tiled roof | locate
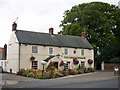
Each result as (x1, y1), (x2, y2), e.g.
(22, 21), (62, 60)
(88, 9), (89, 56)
(15, 30), (93, 49)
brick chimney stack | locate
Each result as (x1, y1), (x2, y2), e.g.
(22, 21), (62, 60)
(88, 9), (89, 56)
(12, 22), (17, 31)
(49, 28), (54, 35)
(81, 32), (86, 38)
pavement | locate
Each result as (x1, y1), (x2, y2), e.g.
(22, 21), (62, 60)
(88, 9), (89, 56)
(1, 71), (119, 88)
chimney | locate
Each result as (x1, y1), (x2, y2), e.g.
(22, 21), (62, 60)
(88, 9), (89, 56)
(81, 32), (86, 38)
(12, 22), (17, 31)
(4, 44), (7, 60)
(49, 28), (54, 35)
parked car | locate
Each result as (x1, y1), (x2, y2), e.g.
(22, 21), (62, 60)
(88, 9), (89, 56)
(0, 66), (3, 73)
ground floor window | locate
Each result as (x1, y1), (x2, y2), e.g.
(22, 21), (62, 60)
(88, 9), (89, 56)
(64, 62), (70, 70)
(81, 61), (85, 68)
(32, 61), (38, 69)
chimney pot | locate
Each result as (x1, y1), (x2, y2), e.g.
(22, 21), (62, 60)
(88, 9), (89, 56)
(12, 22), (17, 31)
(81, 32), (86, 38)
(49, 28), (54, 35)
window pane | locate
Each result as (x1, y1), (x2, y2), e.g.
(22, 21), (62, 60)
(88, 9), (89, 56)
(32, 61), (38, 69)
(64, 49), (68, 55)
(32, 46), (38, 53)
(49, 48), (53, 54)
(81, 61), (85, 68)
(73, 50), (76, 54)
(81, 50), (84, 56)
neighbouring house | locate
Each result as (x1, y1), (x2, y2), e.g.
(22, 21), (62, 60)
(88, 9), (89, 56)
(6, 22), (94, 73)
(0, 45), (7, 71)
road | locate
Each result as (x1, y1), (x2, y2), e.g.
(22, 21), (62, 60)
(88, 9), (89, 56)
(1, 71), (119, 88)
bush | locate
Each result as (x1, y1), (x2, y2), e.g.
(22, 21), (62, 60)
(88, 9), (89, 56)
(16, 72), (19, 75)
(78, 64), (81, 70)
(22, 71), (29, 77)
(55, 72), (64, 77)
(78, 69), (84, 74)
(27, 72), (34, 78)
(88, 68), (95, 72)
(69, 69), (75, 75)
(73, 69), (79, 75)
(34, 73), (42, 79)
(43, 72), (50, 79)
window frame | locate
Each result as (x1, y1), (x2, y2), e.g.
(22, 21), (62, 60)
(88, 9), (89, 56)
(32, 46), (38, 53)
(32, 61), (38, 69)
(81, 49), (84, 56)
(64, 49), (68, 55)
(49, 48), (53, 54)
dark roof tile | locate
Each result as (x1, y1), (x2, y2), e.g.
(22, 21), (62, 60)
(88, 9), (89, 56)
(15, 30), (93, 49)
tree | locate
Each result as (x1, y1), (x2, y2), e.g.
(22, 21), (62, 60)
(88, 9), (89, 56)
(59, 2), (120, 63)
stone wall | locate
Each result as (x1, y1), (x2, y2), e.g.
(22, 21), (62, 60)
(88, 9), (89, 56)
(104, 63), (120, 71)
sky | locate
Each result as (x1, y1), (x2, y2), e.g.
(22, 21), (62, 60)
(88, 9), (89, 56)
(0, 0), (119, 47)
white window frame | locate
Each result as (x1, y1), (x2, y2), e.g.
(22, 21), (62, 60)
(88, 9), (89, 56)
(32, 61), (38, 69)
(81, 49), (84, 56)
(81, 61), (85, 68)
(32, 46), (38, 53)
(64, 49), (68, 55)
(49, 48), (53, 54)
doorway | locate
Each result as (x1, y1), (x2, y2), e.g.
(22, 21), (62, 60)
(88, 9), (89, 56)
(53, 62), (58, 69)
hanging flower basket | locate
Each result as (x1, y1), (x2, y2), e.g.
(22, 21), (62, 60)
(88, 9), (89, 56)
(73, 58), (79, 65)
(30, 56), (35, 61)
(60, 60), (65, 66)
(48, 61), (54, 67)
(88, 59), (93, 64)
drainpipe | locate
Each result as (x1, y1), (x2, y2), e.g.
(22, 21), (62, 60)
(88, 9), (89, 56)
(18, 43), (21, 72)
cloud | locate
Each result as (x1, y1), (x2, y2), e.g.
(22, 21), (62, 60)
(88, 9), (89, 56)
(0, 0), (119, 46)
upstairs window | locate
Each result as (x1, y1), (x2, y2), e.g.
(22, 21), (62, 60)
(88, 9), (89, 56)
(73, 50), (77, 54)
(32, 46), (38, 53)
(81, 50), (84, 56)
(49, 48), (53, 54)
(64, 49), (68, 55)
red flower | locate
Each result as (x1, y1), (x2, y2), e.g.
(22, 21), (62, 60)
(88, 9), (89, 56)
(73, 58), (79, 64)
(88, 59), (93, 64)
(60, 60), (65, 66)
(48, 61), (54, 67)
(30, 56), (35, 61)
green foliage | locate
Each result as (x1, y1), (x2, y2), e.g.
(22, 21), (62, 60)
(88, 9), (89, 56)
(34, 73), (42, 79)
(46, 66), (55, 71)
(88, 68), (95, 72)
(59, 2), (120, 63)
(27, 72), (34, 78)
(16, 72), (19, 75)
(43, 72), (50, 79)
(78, 69), (84, 74)
(22, 71), (29, 77)
(73, 69), (79, 75)
(55, 72), (64, 77)
(78, 64), (81, 70)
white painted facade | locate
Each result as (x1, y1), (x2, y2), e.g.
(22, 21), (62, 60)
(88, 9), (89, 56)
(0, 60), (7, 71)
(6, 31), (94, 73)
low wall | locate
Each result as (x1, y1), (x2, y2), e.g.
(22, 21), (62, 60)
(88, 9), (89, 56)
(104, 63), (120, 71)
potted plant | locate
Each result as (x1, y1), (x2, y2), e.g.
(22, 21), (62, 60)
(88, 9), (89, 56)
(30, 56), (35, 61)
(60, 60), (65, 66)
(73, 58), (79, 65)
(88, 59), (93, 64)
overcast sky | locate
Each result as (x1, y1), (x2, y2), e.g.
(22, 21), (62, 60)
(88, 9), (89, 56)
(0, 0), (119, 47)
